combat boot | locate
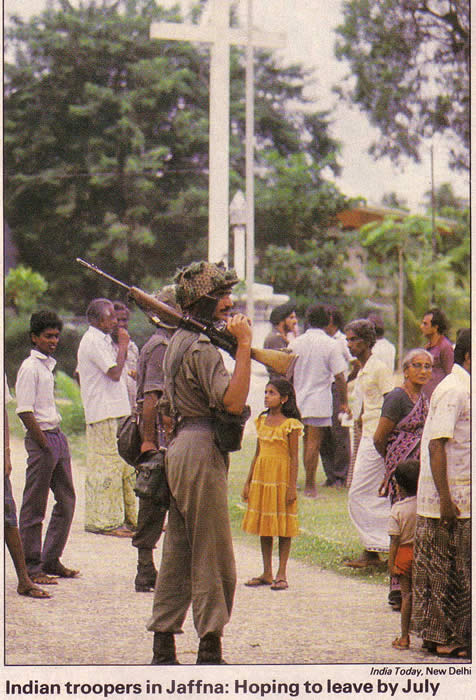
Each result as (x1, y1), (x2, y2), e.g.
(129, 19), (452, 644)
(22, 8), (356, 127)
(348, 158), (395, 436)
(196, 633), (227, 664)
(151, 632), (179, 665)
(134, 562), (157, 592)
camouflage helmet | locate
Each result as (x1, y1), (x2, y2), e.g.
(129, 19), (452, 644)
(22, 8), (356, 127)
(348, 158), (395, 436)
(174, 261), (239, 309)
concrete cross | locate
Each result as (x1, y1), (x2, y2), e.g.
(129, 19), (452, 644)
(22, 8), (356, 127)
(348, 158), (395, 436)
(151, 0), (285, 264)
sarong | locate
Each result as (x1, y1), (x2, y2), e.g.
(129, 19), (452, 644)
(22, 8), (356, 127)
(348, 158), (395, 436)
(85, 418), (137, 532)
(411, 516), (470, 647)
(348, 436), (390, 552)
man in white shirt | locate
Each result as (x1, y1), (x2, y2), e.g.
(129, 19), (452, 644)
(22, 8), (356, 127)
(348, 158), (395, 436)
(411, 329), (470, 658)
(344, 319), (394, 568)
(16, 311), (78, 583)
(367, 313), (396, 372)
(77, 298), (137, 537)
(289, 304), (349, 498)
(320, 306), (353, 486)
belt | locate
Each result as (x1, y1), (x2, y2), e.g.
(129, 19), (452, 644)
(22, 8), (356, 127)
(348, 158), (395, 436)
(176, 416), (214, 432)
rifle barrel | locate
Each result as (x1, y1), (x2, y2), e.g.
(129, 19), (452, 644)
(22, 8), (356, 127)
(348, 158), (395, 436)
(76, 258), (130, 290)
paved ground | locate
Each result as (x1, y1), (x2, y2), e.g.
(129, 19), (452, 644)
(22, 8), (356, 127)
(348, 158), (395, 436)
(5, 429), (468, 669)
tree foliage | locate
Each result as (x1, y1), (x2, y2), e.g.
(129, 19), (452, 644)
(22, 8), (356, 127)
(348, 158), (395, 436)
(5, 265), (48, 313)
(259, 230), (358, 319)
(335, 0), (469, 170)
(359, 213), (469, 348)
(4, 0), (348, 309)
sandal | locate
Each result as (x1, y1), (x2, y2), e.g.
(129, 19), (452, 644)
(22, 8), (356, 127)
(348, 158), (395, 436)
(244, 577), (272, 587)
(43, 561), (80, 578)
(270, 579), (288, 590)
(392, 637), (410, 650)
(30, 574), (58, 585)
(436, 645), (468, 658)
(18, 585), (51, 599)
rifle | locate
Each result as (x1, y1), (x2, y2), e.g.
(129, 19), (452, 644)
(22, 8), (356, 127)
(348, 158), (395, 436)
(76, 258), (297, 377)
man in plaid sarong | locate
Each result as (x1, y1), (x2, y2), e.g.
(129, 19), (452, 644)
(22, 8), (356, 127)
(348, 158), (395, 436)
(412, 329), (470, 658)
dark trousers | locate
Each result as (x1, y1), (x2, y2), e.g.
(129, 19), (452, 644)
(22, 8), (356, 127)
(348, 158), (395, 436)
(320, 382), (351, 484)
(132, 496), (167, 551)
(19, 429), (75, 576)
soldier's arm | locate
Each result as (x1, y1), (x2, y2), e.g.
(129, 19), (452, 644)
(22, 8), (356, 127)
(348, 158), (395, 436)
(222, 314), (252, 415)
(141, 391), (160, 453)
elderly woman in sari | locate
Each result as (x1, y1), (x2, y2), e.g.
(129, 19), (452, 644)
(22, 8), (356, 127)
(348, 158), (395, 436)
(374, 348), (432, 609)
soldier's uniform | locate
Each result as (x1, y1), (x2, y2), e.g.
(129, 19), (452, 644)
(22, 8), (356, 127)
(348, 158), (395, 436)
(147, 262), (243, 665)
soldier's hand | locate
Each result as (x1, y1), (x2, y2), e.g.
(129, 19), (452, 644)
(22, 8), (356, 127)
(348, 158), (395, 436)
(227, 313), (252, 345)
(141, 441), (157, 454)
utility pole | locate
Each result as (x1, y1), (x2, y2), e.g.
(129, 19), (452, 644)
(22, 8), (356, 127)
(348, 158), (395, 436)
(245, 0), (255, 322)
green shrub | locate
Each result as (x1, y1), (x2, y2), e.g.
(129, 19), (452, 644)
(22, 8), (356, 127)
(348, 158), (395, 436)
(55, 371), (85, 434)
(3, 311), (31, 388)
(5, 265), (48, 313)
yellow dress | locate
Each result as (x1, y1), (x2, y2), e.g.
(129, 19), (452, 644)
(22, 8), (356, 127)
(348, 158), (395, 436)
(242, 415), (303, 537)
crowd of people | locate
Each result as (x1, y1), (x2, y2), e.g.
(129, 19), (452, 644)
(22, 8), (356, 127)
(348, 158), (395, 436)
(4, 260), (470, 664)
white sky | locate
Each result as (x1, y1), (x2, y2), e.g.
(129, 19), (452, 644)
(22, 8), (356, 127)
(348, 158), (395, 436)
(4, 0), (470, 212)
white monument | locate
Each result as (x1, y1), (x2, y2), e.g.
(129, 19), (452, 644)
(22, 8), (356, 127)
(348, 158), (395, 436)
(151, 0), (285, 265)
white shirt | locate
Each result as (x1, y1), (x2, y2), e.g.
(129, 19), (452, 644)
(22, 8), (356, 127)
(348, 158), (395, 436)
(417, 363), (470, 518)
(15, 349), (61, 430)
(388, 496), (417, 545)
(372, 337), (396, 372)
(332, 329), (352, 378)
(355, 353), (394, 437)
(289, 328), (347, 418)
(77, 326), (130, 424)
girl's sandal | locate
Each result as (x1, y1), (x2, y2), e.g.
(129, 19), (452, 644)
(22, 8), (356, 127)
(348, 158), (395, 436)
(270, 579), (289, 590)
(244, 577), (272, 587)
(392, 637), (410, 650)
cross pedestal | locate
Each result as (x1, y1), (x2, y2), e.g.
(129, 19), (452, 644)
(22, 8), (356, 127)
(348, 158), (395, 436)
(151, 0), (285, 265)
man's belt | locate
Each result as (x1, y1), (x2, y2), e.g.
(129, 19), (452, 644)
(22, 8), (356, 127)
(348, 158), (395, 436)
(176, 416), (214, 432)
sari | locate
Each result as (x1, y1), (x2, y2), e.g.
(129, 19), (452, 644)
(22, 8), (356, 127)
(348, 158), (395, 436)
(382, 392), (429, 505)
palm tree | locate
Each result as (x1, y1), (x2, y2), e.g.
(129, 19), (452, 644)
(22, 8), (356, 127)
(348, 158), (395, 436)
(359, 214), (462, 362)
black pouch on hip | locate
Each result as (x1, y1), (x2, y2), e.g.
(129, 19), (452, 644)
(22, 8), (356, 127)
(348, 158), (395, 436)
(134, 449), (170, 509)
(213, 405), (251, 452)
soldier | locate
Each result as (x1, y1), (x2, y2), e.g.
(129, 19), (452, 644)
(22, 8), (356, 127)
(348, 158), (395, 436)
(148, 261), (252, 665)
(132, 286), (179, 592)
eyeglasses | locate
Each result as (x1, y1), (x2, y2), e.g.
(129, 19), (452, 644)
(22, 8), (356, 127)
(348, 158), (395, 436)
(410, 362), (432, 370)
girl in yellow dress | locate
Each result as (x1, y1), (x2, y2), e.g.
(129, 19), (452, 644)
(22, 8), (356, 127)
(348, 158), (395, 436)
(242, 377), (303, 590)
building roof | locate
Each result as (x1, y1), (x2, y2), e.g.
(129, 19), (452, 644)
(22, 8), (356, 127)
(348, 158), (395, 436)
(336, 205), (456, 235)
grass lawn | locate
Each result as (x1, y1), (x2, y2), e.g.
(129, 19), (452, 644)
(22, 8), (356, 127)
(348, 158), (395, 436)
(229, 434), (388, 586)
(7, 403), (388, 586)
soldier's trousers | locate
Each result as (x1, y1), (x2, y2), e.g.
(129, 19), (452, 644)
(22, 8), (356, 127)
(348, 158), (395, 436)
(148, 423), (236, 639)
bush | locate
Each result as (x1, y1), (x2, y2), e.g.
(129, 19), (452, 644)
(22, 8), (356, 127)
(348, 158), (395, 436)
(4, 311), (32, 388)
(55, 371), (85, 434)
(5, 265), (48, 313)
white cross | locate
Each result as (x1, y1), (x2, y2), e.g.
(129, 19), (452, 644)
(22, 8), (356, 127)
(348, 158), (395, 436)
(151, 0), (285, 265)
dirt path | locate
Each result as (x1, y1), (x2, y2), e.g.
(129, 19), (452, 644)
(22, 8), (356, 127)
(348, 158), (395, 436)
(5, 434), (465, 668)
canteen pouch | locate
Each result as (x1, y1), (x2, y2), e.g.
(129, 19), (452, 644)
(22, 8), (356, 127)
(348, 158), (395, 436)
(213, 405), (251, 452)
(117, 414), (141, 466)
(134, 449), (170, 509)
